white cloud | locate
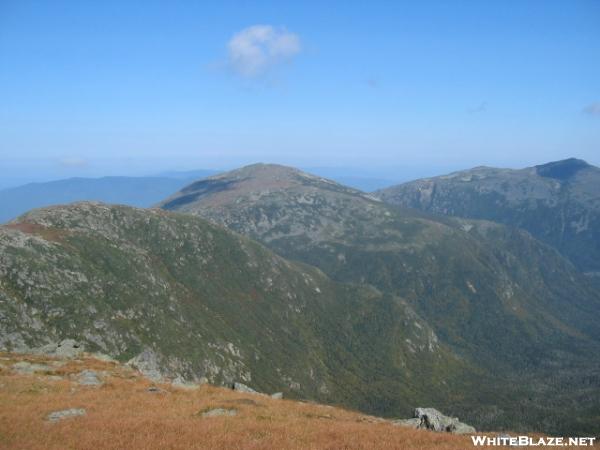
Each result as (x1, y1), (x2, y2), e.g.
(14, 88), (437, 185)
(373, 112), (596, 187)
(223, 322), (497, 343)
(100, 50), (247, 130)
(227, 25), (301, 77)
(582, 102), (600, 116)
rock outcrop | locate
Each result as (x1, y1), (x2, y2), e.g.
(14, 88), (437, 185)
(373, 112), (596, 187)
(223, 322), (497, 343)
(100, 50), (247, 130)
(394, 408), (475, 434)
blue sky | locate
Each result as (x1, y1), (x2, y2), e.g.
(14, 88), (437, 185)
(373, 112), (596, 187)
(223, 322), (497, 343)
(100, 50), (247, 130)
(0, 0), (599, 186)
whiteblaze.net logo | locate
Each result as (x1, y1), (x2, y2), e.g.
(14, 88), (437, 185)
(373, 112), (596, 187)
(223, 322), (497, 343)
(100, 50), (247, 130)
(471, 436), (597, 447)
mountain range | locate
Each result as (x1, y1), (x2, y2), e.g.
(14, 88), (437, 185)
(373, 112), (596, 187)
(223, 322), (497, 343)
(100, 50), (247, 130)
(1, 158), (599, 436)
(0, 174), (216, 224)
(0, 169), (397, 224)
(376, 158), (600, 275)
(159, 162), (600, 434)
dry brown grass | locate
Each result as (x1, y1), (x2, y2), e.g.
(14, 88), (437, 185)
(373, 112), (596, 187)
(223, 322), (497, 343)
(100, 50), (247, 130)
(0, 353), (595, 450)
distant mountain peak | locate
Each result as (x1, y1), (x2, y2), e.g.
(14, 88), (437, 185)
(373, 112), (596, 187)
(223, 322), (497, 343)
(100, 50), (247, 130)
(212, 162), (303, 181)
(212, 163), (346, 187)
(534, 158), (590, 180)
(159, 163), (368, 211)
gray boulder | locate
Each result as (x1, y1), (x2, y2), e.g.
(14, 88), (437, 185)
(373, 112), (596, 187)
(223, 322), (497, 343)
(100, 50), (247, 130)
(394, 407), (475, 434)
(201, 408), (237, 417)
(413, 407), (475, 434)
(47, 408), (86, 422)
(271, 392), (283, 399)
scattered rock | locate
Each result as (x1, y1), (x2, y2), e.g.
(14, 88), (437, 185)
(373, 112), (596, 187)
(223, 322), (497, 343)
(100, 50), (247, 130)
(394, 408), (475, 434)
(47, 408), (86, 422)
(414, 408), (475, 434)
(271, 392), (283, 399)
(11, 361), (54, 375)
(201, 408), (238, 418)
(76, 370), (103, 386)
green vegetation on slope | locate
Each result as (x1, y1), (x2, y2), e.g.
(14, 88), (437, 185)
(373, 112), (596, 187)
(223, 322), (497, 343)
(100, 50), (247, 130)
(0, 202), (470, 422)
(376, 158), (600, 274)
(160, 163), (600, 435)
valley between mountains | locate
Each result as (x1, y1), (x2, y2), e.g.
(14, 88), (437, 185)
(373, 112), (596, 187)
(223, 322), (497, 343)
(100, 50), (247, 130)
(1, 160), (599, 438)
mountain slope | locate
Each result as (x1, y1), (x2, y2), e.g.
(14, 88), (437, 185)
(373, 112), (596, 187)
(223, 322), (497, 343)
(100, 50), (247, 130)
(160, 163), (600, 434)
(0, 352), (490, 450)
(376, 158), (600, 274)
(0, 202), (468, 420)
(0, 173), (215, 223)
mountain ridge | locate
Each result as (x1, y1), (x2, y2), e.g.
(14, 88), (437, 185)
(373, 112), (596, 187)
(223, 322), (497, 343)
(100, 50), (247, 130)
(159, 162), (600, 435)
(0, 201), (472, 424)
(375, 158), (600, 273)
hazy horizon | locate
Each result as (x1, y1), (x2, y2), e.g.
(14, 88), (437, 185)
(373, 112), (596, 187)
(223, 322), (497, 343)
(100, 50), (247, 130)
(3, 155), (600, 192)
(1, 1), (599, 187)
